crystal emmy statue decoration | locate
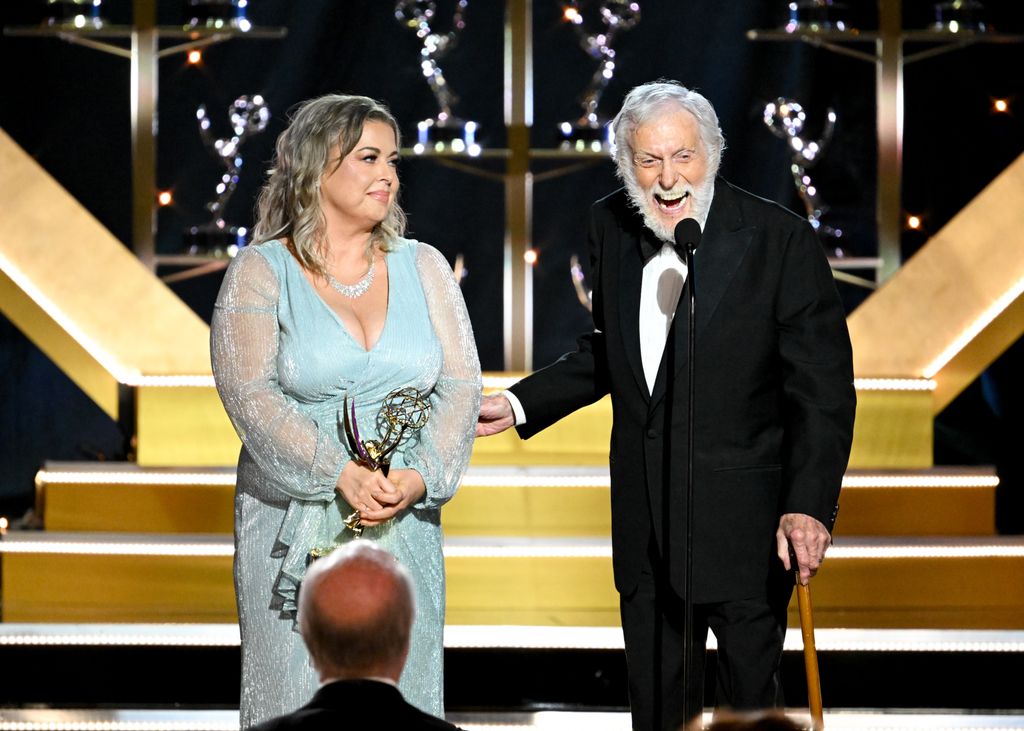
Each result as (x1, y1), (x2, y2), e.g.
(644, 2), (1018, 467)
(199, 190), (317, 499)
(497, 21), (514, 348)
(569, 255), (592, 312)
(559, 0), (641, 152)
(184, 94), (270, 256)
(933, 1), (987, 32)
(395, 0), (479, 155)
(43, 0), (106, 29)
(339, 388), (431, 537)
(784, 0), (851, 33)
(183, 0), (253, 31)
(762, 98), (843, 244)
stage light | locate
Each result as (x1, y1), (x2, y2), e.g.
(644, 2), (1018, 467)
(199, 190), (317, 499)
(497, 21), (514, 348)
(524, 249), (538, 265)
(906, 214), (922, 230)
(993, 98), (1009, 113)
(157, 190), (173, 206)
(187, 50), (202, 65)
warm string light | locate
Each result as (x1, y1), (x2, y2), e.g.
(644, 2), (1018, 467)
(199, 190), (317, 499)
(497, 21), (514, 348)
(992, 98), (1010, 114)
(906, 214), (922, 230)
(186, 50), (202, 65)
(156, 190), (173, 206)
(523, 249), (538, 265)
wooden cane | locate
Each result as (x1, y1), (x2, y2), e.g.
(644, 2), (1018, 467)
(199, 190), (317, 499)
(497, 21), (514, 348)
(796, 576), (824, 730)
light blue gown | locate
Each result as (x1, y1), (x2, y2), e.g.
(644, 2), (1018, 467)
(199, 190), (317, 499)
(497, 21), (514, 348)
(210, 238), (481, 727)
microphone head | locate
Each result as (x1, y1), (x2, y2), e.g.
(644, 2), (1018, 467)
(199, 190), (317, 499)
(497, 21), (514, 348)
(674, 218), (703, 252)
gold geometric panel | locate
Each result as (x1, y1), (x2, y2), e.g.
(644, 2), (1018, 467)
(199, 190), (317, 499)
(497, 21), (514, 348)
(848, 153), (1024, 412)
(0, 128), (213, 420)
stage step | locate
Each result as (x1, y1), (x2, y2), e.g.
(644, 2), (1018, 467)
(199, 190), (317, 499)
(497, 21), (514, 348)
(1, 709), (1024, 731)
(2, 532), (1022, 628)
(34, 463), (998, 537)
(0, 625), (1022, 715)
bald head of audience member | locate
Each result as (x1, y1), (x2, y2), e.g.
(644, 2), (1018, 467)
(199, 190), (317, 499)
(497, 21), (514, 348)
(685, 710), (809, 731)
(297, 540), (415, 684)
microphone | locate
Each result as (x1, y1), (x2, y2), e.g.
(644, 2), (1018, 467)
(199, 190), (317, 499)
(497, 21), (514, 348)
(674, 217), (702, 256)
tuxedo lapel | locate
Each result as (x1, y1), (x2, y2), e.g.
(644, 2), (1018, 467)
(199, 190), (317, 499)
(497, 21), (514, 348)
(617, 224), (651, 402)
(649, 180), (755, 412)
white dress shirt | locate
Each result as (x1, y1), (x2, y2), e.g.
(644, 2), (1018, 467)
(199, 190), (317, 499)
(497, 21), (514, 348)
(503, 247), (685, 417)
(506, 201), (710, 421)
(639, 244), (688, 394)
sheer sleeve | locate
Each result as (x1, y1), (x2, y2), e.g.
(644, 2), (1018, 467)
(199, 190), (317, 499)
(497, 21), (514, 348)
(210, 246), (346, 502)
(406, 243), (482, 510)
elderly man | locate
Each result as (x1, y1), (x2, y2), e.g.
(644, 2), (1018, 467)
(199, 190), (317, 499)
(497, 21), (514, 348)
(246, 540), (462, 731)
(477, 80), (855, 730)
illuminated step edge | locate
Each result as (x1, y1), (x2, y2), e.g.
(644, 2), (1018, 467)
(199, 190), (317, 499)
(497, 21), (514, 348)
(482, 375), (936, 392)
(3, 534), (1024, 559)
(61, 374), (937, 391)
(56, 372), (937, 391)
(33, 464), (998, 490)
(0, 710), (239, 731)
(1, 623), (1023, 654)
(0, 713), (1023, 731)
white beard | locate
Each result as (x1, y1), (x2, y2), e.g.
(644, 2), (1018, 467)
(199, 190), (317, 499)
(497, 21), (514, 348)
(625, 176), (714, 244)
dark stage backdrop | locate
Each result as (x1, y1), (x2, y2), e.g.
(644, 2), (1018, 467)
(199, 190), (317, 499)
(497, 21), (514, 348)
(1, 1), (1022, 523)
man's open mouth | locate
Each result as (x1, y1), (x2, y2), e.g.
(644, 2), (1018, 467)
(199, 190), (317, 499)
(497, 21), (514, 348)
(654, 191), (689, 213)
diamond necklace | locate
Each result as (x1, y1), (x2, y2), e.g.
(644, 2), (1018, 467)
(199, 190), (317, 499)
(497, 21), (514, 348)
(326, 258), (376, 299)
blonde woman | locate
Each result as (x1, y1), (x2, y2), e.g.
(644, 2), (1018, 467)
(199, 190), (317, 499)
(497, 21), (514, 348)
(211, 94), (480, 726)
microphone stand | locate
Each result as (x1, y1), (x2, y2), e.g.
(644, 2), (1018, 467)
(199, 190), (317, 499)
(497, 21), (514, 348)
(682, 233), (698, 721)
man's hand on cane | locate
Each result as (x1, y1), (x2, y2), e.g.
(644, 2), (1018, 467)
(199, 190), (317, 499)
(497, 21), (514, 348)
(777, 512), (831, 586)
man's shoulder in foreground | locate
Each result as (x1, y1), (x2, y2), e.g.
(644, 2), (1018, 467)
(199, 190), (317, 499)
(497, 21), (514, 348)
(246, 680), (463, 731)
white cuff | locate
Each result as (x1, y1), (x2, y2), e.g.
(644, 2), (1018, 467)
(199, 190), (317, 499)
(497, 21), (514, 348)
(503, 390), (527, 426)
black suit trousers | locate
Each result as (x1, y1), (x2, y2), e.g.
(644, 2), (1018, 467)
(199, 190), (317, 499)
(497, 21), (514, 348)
(619, 541), (794, 731)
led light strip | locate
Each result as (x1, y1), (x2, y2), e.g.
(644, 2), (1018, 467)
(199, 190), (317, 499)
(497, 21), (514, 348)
(31, 470), (998, 490)
(1, 624), (1023, 654)
(445, 626), (1024, 653)
(460, 474), (611, 488)
(3, 712), (1024, 731)
(122, 375), (215, 387)
(853, 377), (936, 391)
(3, 539), (1022, 560)
(0, 624), (240, 647)
(0, 541), (233, 557)
(443, 544), (614, 558)
(485, 374), (938, 393)
(35, 470), (237, 487)
(923, 274), (1024, 378)
(0, 712), (239, 731)
(827, 543), (1024, 559)
(841, 474), (999, 488)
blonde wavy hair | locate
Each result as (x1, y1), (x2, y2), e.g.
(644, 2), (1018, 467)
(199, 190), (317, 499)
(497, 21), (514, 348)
(252, 94), (407, 276)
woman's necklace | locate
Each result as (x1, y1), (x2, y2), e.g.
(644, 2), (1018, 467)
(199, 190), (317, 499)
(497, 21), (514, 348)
(326, 258), (375, 299)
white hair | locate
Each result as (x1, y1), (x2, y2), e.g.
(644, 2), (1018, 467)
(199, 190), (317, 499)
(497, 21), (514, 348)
(611, 80), (726, 241)
(611, 80), (725, 188)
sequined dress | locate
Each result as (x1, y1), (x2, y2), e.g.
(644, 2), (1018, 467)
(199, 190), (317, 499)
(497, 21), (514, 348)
(210, 238), (481, 726)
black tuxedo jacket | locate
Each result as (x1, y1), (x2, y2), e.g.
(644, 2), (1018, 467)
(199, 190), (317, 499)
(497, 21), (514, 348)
(511, 180), (856, 602)
(246, 679), (462, 731)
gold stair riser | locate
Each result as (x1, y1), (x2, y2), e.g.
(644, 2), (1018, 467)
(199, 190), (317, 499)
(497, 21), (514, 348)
(39, 482), (993, 537)
(129, 386), (931, 469)
(4, 553), (1022, 628)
